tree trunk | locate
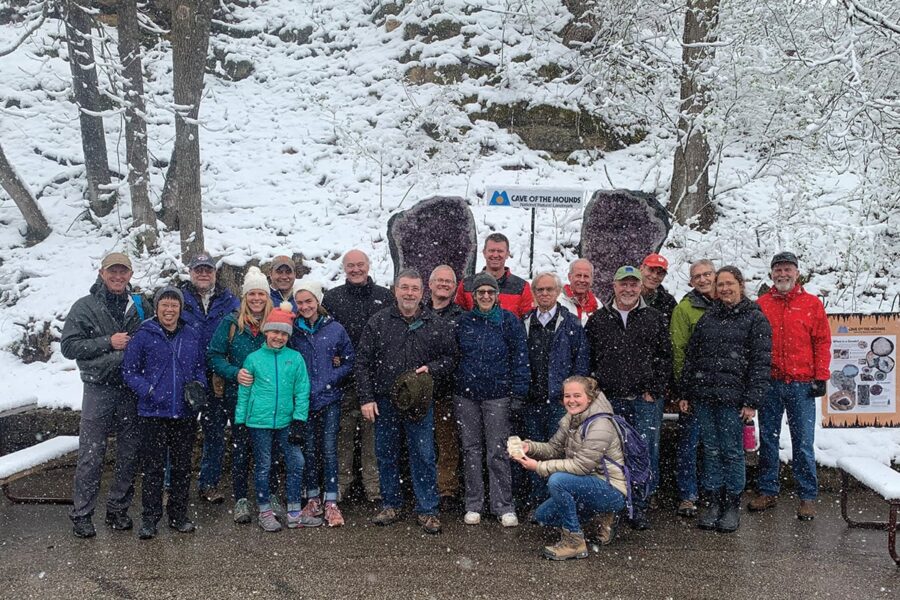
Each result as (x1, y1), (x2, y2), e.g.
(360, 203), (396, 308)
(117, 0), (157, 251)
(170, 0), (212, 261)
(63, 0), (114, 217)
(0, 143), (52, 244)
(669, 0), (718, 230)
(158, 146), (179, 229)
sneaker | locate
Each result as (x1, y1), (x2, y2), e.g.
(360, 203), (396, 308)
(138, 519), (157, 540)
(287, 510), (323, 528)
(676, 500), (698, 518)
(371, 507), (401, 526)
(499, 512), (519, 527)
(464, 511), (481, 525)
(324, 503), (345, 527)
(747, 493), (778, 512)
(199, 486), (225, 504)
(233, 498), (252, 524)
(104, 511), (133, 531)
(797, 499), (816, 521)
(269, 494), (285, 517)
(71, 515), (96, 539)
(168, 517), (196, 534)
(301, 497), (324, 519)
(258, 509), (282, 532)
(417, 514), (442, 534)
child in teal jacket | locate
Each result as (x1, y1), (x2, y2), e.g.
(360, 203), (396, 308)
(236, 304), (322, 532)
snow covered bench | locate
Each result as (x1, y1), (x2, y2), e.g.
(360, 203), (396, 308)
(837, 457), (900, 566)
(0, 436), (79, 505)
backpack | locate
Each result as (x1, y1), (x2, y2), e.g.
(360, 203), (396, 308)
(580, 412), (652, 519)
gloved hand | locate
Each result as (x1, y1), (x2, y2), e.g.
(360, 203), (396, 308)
(184, 381), (207, 412)
(809, 380), (827, 398)
(288, 420), (306, 445)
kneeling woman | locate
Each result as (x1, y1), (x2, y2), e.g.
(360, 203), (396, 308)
(513, 376), (627, 560)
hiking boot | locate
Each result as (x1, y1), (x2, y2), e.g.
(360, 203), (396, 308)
(371, 507), (401, 526)
(439, 495), (459, 513)
(269, 495), (286, 518)
(697, 491), (722, 531)
(138, 519), (157, 540)
(301, 497), (324, 519)
(105, 511), (133, 531)
(258, 509), (282, 532)
(747, 493), (778, 512)
(627, 511), (650, 531)
(233, 498), (252, 525)
(287, 510), (323, 528)
(543, 528), (589, 561)
(417, 514), (442, 534)
(169, 517), (196, 534)
(499, 512), (519, 528)
(464, 511), (481, 525)
(199, 486), (225, 504)
(676, 500), (698, 518)
(324, 503), (345, 527)
(797, 500), (816, 521)
(591, 512), (619, 546)
(71, 515), (96, 539)
(716, 492), (741, 533)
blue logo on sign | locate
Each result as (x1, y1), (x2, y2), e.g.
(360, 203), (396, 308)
(838, 326), (848, 333)
(489, 191), (510, 206)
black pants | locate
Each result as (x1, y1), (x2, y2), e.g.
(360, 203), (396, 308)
(140, 417), (196, 523)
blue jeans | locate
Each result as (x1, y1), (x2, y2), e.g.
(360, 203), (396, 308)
(303, 401), (341, 501)
(675, 409), (700, 502)
(374, 396), (439, 516)
(609, 395), (664, 509)
(523, 400), (565, 504)
(695, 402), (745, 496)
(757, 381), (818, 500)
(534, 472), (626, 534)
(198, 394), (230, 491)
(249, 427), (304, 512)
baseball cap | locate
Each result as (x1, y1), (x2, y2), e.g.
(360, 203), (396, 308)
(100, 252), (132, 270)
(271, 255), (296, 272)
(642, 253), (669, 271)
(613, 266), (642, 281)
(188, 252), (216, 270)
(770, 252), (799, 268)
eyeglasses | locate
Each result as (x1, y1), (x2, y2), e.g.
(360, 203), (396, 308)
(431, 278), (455, 286)
(475, 289), (497, 296)
(534, 287), (558, 294)
(691, 271), (714, 281)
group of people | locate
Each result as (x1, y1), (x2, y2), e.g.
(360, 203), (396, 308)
(59, 235), (831, 560)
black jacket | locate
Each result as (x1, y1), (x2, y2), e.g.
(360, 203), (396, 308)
(644, 284), (677, 324)
(430, 301), (464, 396)
(585, 300), (671, 399)
(355, 304), (458, 406)
(681, 298), (772, 409)
(322, 277), (393, 346)
(60, 280), (152, 385)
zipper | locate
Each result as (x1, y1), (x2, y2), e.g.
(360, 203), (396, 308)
(273, 350), (279, 428)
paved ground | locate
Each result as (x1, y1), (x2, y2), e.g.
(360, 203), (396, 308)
(0, 464), (898, 600)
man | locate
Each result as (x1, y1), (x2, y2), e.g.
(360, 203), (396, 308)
(60, 252), (152, 538)
(270, 255), (298, 311)
(179, 252), (240, 503)
(322, 249), (393, 503)
(750, 252), (830, 520)
(559, 258), (599, 325)
(640, 253), (677, 324)
(584, 265), (671, 529)
(669, 259), (716, 517)
(455, 233), (533, 317)
(356, 269), (457, 534)
(428, 265), (464, 509)
(522, 272), (590, 506)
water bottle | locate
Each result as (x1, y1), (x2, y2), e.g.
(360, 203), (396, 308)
(743, 418), (758, 452)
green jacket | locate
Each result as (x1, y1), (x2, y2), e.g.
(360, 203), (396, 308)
(670, 289), (714, 382)
(207, 313), (266, 403)
(236, 345), (310, 429)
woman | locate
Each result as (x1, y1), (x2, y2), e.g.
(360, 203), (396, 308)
(681, 266), (772, 533)
(513, 376), (627, 560)
(455, 272), (529, 527)
(290, 280), (354, 527)
(207, 266), (273, 524)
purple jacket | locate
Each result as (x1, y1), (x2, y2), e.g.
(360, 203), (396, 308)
(290, 315), (354, 412)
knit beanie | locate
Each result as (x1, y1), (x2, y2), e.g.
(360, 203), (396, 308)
(262, 304), (295, 334)
(242, 266), (269, 296)
(472, 272), (499, 293)
(153, 285), (184, 308)
(292, 279), (324, 304)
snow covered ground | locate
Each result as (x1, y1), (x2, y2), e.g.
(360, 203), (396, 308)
(0, 1), (898, 465)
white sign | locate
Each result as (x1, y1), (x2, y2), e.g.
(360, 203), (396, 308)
(484, 186), (585, 208)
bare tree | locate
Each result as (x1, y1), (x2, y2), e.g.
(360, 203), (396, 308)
(0, 143), (52, 244)
(62, 0), (115, 217)
(170, 0), (213, 260)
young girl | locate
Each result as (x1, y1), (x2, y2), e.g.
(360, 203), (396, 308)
(236, 304), (322, 532)
(290, 280), (354, 527)
(512, 376), (627, 560)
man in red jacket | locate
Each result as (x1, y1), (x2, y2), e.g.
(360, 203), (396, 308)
(750, 252), (831, 521)
(455, 233), (533, 317)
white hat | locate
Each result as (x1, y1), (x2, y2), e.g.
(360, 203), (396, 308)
(242, 266), (269, 296)
(292, 279), (324, 304)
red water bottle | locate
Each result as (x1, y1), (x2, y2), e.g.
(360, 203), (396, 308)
(743, 418), (758, 451)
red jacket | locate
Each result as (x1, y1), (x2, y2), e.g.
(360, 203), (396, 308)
(455, 268), (533, 317)
(757, 285), (831, 383)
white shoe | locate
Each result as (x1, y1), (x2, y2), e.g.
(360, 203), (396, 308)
(464, 511), (481, 525)
(500, 512), (519, 527)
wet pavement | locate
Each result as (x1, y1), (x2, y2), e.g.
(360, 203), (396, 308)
(0, 467), (897, 600)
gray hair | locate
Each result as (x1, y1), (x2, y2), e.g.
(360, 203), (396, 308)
(689, 259), (715, 277)
(568, 258), (594, 275)
(429, 265), (457, 284)
(532, 271), (562, 289)
(394, 268), (423, 286)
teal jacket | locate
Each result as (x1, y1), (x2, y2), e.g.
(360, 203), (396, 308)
(670, 290), (714, 382)
(236, 345), (310, 429)
(207, 313), (266, 404)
